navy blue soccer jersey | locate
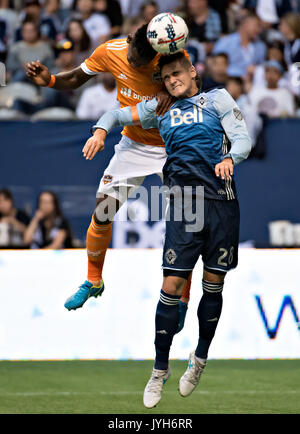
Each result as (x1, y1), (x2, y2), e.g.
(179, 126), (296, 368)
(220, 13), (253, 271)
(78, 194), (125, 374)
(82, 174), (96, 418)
(135, 88), (251, 200)
(93, 87), (252, 201)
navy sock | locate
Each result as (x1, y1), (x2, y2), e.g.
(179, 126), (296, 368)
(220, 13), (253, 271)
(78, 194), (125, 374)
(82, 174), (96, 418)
(154, 290), (181, 370)
(195, 280), (224, 359)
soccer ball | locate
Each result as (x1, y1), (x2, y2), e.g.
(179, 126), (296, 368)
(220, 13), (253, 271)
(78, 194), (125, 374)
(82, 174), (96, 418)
(147, 13), (189, 55)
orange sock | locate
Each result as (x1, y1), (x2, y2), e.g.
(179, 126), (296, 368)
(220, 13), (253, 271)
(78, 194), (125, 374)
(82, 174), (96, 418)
(86, 215), (112, 285)
(181, 272), (192, 302)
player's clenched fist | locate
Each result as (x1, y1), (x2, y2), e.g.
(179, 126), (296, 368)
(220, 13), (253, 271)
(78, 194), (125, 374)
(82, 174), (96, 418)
(215, 157), (234, 180)
(82, 128), (107, 160)
(25, 60), (51, 87)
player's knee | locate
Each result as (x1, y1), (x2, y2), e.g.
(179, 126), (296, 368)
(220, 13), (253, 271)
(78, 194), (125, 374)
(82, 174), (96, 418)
(162, 275), (187, 296)
(203, 267), (226, 284)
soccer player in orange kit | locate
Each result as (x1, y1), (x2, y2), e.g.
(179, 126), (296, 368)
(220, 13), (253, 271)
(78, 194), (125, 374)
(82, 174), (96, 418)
(25, 24), (191, 329)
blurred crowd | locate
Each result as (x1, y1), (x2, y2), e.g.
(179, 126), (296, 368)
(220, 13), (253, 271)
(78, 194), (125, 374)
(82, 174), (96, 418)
(0, 0), (299, 122)
(0, 188), (73, 248)
(1, 0), (300, 248)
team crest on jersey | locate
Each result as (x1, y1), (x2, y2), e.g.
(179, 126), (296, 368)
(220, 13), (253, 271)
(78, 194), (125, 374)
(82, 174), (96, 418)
(103, 174), (113, 185)
(197, 95), (208, 108)
(165, 248), (177, 265)
(233, 108), (243, 120)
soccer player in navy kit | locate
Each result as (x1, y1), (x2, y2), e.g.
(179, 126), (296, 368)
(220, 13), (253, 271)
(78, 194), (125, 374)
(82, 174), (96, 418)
(85, 51), (252, 408)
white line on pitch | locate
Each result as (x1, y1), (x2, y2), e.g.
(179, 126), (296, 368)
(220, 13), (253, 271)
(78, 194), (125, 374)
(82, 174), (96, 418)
(1, 391), (300, 397)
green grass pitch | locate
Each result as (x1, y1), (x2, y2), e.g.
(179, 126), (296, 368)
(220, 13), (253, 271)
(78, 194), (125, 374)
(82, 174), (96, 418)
(0, 360), (299, 414)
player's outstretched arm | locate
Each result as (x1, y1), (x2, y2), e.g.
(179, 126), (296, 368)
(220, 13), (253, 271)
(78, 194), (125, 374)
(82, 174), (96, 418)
(25, 61), (92, 89)
(84, 99), (159, 161)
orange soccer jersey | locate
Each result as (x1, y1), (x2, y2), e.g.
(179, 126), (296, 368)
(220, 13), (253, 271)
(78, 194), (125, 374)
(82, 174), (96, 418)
(83, 38), (164, 146)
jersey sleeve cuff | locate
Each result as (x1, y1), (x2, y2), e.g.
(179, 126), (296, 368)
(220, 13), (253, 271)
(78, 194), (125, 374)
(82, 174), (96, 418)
(80, 62), (98, 76)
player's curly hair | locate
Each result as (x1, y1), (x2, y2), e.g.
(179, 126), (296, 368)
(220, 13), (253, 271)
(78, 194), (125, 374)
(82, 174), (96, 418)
(132, 24), (157, 62)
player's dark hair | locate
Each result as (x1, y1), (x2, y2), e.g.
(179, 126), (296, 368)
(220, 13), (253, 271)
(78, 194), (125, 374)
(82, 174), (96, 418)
(158, 51), (202, 90)
(37, 190), (63, 218)
(266, 40), (288, 71)
(0, 188), (13, 203)
(21, 15), (41, 38)
(66, 18), (91, 52)
(132, 24), (157, 62)
(237, 10), (259, 26)
(227, 76), (243, 87)
(213, 52), (229, 63)
(158, 50), (190, 71)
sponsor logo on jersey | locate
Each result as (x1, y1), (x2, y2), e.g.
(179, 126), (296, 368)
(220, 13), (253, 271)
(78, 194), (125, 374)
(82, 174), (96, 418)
(165, 248), (177, 265)
(170, 106), (203, 126)
(217, 189), (227, 195)
(118, 73), (127, 80)
(120, 87), (155, 101)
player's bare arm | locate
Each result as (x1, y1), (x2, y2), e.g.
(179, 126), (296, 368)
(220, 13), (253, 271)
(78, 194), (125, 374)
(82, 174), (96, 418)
(215, 157), (234, 181)
(25, 61), (92, 89)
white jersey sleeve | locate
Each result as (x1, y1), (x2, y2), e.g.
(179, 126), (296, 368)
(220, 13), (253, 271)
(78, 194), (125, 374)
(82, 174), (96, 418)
(136, 98), (159, 129)
(213, 88), (252, 165)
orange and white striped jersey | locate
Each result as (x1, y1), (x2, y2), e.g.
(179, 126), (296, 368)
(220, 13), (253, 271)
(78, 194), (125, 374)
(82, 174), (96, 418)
(81, 38), (164, 146)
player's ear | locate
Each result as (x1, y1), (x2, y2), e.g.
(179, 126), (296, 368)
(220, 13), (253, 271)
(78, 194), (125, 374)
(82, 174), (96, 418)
(190, 65), (197, 79)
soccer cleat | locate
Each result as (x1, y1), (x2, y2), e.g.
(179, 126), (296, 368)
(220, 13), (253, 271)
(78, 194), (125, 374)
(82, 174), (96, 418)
(176, 300), (188, 333)
(143, 368), (171, 408)
(64, 280), (104, 311)
(179, 351), (206, 397)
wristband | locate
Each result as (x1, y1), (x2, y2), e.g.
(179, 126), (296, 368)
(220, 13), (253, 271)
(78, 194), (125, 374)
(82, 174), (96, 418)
(47, 75), (56, 88)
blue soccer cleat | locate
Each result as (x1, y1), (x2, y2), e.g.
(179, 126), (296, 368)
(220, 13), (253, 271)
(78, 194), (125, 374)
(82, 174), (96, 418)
(64, 280), (104, 311)
(176, 300), (188, 333)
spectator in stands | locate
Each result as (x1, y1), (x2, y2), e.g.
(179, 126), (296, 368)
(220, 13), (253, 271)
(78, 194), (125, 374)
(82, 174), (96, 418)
(213, 11), (266, 77)
(208, 0), (229, 34)
(201, 52), (229, 90)
(65, 18), (92, 65)
(243, 0), (292, 20)
(39, 38), (81, 109)
(120, 15), (145, 39)
(15, 0), (58, 42)
(42, 0), (65, 39)
(70, 0), (111, 48)
(6, 18), (55, 82)
(140, 1), (159, 24)
(248, 60), (296, 117)
(12, 39), (77, 113)
(183, 0), (222, 54)
(0, 188), (30, 247)
(76, 72), (119, 119)
(184, 37), (206, 73)
(0, 17), (7, 61)
(0, 0), (19, 60)
(279, 12), (300, 64)
(119, 0), (181, 17)
(94, 0), (123, 38)
(24, 190), (73, 249)
(226, 75), (263, 146)
(252, 40), (289, 89)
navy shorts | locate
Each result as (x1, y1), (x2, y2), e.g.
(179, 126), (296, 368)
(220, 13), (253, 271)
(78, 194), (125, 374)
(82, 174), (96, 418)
(162, 197), (240, 274)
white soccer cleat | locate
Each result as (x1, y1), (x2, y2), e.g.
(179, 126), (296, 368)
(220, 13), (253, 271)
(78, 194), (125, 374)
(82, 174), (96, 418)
(179, 351), (206, 397)
(143, 368), (171, 408)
